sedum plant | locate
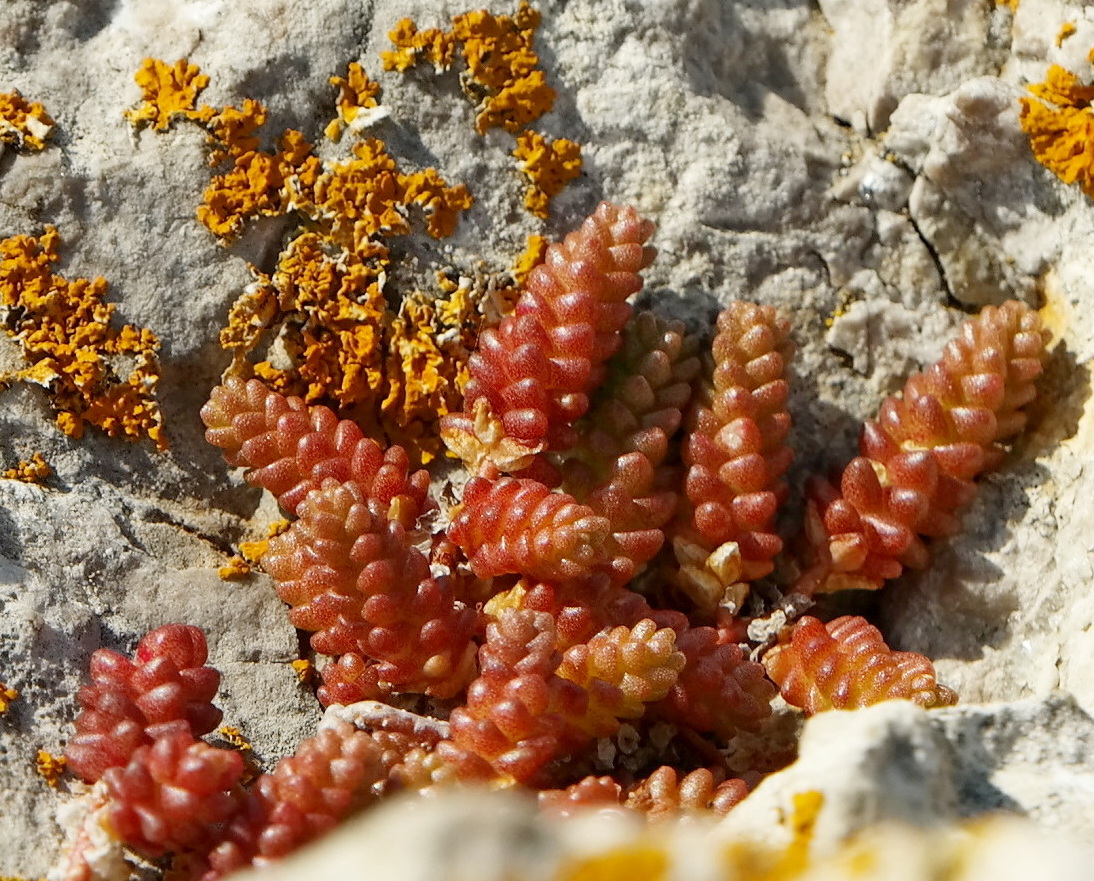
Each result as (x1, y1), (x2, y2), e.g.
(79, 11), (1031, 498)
(57, 201), (1049, 879)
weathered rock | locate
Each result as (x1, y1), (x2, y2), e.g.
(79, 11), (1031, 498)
(819, 0), (1009, 134)
(931, 693), (1094, 836)
(718, 701), (959, 851)
(229, 786), (1094, 881)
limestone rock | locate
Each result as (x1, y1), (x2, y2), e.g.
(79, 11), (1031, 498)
(931, 693), (1094, 837)
(819, 0), (1008, 134)
(718, 701), (959, 852)
(229, 786), (1094, 881)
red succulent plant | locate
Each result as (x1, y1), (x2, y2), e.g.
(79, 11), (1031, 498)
(58, 201), (1049, 879)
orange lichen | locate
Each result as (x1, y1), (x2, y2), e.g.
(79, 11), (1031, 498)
(206, 99), (269, 165)
(381, 19), (457, 73)
(218, 519), (288, 580)
(313, 139), (415, 244)
(384, 6), (581, 217)
(0, 90), (54, 151)
(0, 228), (166, 449)
(216, 725), (253, 753)
(0, 682), (17, 713)
(124, 58), (214, 131)
(512, 131), (582, 218)
(1019, 61), (1094, 197)
(325, 62), (386, 141)
(216, 725), (261, 785)
(1, 453), (51, 484)
(512, 233), (549, 284)
(218, 556), (253, 581)
(381, 283), (479, 462)
(35, 750), (66, 788)
(219, 282), (281, 354)
(1057, 22), (1077, 47)
(779, 790), (825, 876)
(384, 2), (556, 135)
(197, 130), (321, 241)
(128, 59), (483, 464)
(290, 658), (315, 684)
(559, 847), (668, 881)
(238, 539), (270, 563)
(240, 231), (389, 408)
(402, 166), (475, 238)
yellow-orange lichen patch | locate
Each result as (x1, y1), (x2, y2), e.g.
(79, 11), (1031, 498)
(290, 658), (316, 684)
(129, 58), (480, 436)
(382, 18), (458, 73)
(512, 131), (582, 218)
(0, 90), (54, 151)
(1, 452), (51, 484)
(216, 725), (260, 783)
(384, 2), (556, 135)
(0, 682), (18, 713)
(558, 847), (668, 881)
(217, 725), (253, 752)
(381, 283), (478, 463)
(218, 556), (252, 581)
(1020, 62), (1094, 198)
(206, 99), (269, 165)
(511, 233), (548, 285)
(314, 139), (416, 244)
(35, 750), (66, 788)
(454, 3), (556, 134)
(220, 518), (289, 580)
(402, 167), (475, 238)
(780, 790), (824, 875)
(288, 316), (384, 407)
(325, 62), (387, 141)
(213, 137), (470, 410)
(250, 231), (389, 407)
(125, 58), (214, 131)
(0, 228), (166, 449)
(456, 3), (554, 131)
(238, 538), (269, 564)
(220, 282), (281, 354)
(1057, 22), (1077, 47)
(197, 130), (321, 241)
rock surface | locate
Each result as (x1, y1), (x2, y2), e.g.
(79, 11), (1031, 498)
(0, 0), (1091, 877)
(231, 774), (1094, 881)
(721, 695), (1094, 849)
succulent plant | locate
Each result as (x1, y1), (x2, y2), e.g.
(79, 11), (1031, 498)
(58, 202), (1048, 879)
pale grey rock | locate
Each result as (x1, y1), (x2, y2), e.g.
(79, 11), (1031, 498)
(884, 78), (1029, 189)
(719, 696), (1094, 853)
(931, 693), (1094, 836)
(884, 77), (1046, 305)
(718, 702), (959, 852)
(788, 819), (1094, 881)
(826, 291), (954, 376)
(906, 175), (1025, 307)
(230, 786), (1094, 881)
(857, 153), (915, 212)
(819, 0), (1009, 134)
(1010, 0), (1094, 66)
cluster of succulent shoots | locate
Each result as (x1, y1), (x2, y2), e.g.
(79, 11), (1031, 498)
(59, 202), (1049, 878)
